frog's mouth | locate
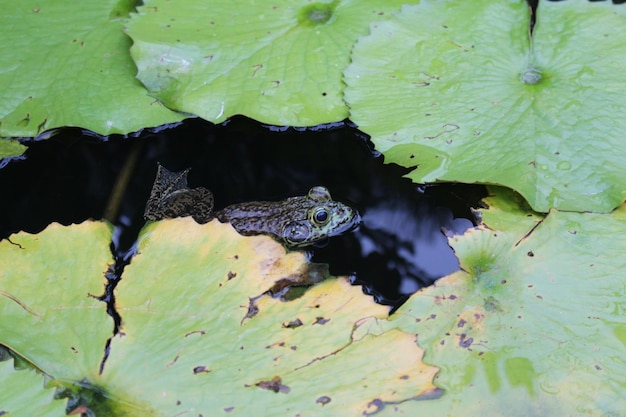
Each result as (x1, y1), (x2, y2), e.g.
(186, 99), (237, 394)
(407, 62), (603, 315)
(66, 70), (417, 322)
(333, 209), (362, 235)
(281, 221), (313, 247)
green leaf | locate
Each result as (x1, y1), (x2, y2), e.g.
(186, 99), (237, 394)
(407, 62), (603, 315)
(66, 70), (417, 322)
(0, 222), (114, 381)
(126, 0), (415, 126)
(0, 0), (184, 137)
(345, 0), (626, 212)
(96, 219), (439, 415)
(0, 138), (27, 161)
(379, 190), (626, 416)
(0, 359), (67, 417)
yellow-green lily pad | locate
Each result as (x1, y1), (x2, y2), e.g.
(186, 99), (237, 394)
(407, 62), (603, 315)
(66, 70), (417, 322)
(1, 218), (439, 415)
(97, 219), (439, 415)
(378, 189), (626, 416)
(0, 222), (114, 381)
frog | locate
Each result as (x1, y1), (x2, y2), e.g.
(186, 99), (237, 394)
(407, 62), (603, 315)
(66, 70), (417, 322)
(144, 164), (361, 248)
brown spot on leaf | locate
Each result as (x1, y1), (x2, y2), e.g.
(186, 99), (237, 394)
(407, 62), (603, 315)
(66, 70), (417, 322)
(255, 376), (290, 393)
(458, 319), (466, 328)
(193, 366), (210, 374)
(365, 398), (385, 414)
(459, 334), (473, 348)
(316, 396), (331, 405)
(241, 295), (262, 324)
(399, 375), (409, 380)
(227, 271), (237, 280)
(313, 317), (330, 325)
(527, 251), (534, 257)
(282, 318), (303, 329)
(224, 407), (234, 412)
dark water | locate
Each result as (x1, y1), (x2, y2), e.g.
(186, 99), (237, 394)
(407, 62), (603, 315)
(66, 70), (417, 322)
(0, 117), (485, 308)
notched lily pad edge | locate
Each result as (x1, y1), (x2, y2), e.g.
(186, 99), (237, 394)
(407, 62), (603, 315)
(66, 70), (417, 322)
(0, 345), (96, 416)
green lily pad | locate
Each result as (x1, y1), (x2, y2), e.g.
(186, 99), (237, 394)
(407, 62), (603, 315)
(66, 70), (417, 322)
(97, 219), (439, 415)
(345, 0), (626, 212)
(0, 0), (184, 137)
(126, 0), (415, 126)
(0, 359), (68, 417)
(0, 138), (27, 162)
(0, 222), (114, 381)
(377, 190), (626, 416)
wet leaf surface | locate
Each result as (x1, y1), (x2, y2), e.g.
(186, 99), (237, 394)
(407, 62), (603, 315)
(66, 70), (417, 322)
(345, 0), (626, 212)
(126, 0), (417, 126)
(0, 1), (183, 137)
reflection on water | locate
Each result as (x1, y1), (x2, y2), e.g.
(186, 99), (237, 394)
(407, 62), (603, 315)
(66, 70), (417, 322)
(0, 117), (485, 308)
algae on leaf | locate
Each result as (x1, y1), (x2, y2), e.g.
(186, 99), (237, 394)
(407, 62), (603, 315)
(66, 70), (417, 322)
(345, 0), (626, 212)
(126, 0), (417, 126)
(97, 219), (439, 415)
(378, 188), (626, 416)
(0, 0), (184, 137)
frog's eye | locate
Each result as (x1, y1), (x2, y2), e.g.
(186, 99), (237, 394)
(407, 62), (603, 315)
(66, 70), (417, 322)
(311, 207), (330, 226)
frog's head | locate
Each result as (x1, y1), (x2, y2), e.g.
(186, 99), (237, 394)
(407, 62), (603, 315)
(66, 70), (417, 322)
(281, 186), (361, 248)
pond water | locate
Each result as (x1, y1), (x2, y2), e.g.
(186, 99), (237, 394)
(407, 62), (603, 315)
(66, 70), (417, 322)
(0, 117), (485, 309)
